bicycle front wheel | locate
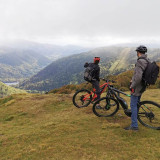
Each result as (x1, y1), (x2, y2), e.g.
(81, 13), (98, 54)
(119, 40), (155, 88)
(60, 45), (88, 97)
(72, 89), (92, 108)
(93, 97), (119, 117)
(138, 101), (160, 130)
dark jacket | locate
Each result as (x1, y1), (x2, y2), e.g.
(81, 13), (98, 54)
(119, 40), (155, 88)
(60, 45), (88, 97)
(84, 62), (100, 81)
(130, 54), (149, 96)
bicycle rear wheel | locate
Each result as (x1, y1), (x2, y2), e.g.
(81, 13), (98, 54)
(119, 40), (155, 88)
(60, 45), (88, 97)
(93, 97), (119, 117)
(72, 89), (92, 108)
(138, 101), (160, 130)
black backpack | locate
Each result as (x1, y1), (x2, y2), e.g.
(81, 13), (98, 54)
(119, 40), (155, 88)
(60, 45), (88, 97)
(84, 63), (96, 82)
(140, 58), (159, 86)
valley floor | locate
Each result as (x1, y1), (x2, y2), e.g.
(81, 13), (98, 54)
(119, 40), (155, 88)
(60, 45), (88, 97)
(0, 89), (160, 160)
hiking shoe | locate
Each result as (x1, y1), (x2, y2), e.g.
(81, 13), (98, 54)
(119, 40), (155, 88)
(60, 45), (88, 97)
(124, 126), (138, 131)
(96, 104), (103, 109)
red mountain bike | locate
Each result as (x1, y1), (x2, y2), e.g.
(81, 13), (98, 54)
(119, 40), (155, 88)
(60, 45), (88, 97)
(72, 80), (115, 108)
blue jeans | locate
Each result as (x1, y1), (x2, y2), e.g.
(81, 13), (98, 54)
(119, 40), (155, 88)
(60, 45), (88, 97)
(130, 95), (141, 128)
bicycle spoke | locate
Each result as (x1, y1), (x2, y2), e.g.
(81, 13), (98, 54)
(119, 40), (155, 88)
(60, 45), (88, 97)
(73, 89), (92, 108)
(138, 101), (160, 130)
(93, 97), (119, 117)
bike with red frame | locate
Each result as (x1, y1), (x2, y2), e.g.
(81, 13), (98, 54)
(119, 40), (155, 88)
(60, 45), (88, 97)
(72, 79), (115, 108)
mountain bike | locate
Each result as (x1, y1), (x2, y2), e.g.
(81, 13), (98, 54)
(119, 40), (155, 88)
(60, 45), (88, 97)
(92, 79), (160, 130)
(72, 80), (115, 108)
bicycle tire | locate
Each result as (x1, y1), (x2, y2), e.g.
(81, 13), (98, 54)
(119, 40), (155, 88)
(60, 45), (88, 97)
(93, 97), (119, 117)
(138, 101), (160, 130)
(72, 89), (92, 108)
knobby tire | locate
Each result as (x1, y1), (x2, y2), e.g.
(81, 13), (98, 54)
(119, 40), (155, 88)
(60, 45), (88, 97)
(72, 89), (92, 108)
(93, 97), (119, 117)
(138, 101), (160, 130)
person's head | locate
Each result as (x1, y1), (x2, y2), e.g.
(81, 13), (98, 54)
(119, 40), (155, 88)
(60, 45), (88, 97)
(135, 45), (147, 57)
(94, 57), (100, 64)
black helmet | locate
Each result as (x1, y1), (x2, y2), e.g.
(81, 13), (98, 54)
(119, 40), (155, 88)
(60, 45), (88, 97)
(135, 45), (147, 53)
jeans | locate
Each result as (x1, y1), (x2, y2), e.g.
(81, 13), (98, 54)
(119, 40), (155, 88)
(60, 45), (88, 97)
(130, 95), (141, 128)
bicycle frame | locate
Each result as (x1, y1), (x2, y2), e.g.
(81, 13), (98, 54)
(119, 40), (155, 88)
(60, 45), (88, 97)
(108, 85), (155, 116)
(83, 82), (110, 102)
(110, 87), (131, 97)
(108, 85), (131, 110)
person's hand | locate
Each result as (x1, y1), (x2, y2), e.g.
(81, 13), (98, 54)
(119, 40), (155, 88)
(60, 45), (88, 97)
(130, 87), (135, 93)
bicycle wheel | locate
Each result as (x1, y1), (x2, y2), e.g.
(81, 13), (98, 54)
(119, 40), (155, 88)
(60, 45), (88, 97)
(72, 89), (92, 108)
(93, 97), (119, 117)
(138, 101), (160, 130)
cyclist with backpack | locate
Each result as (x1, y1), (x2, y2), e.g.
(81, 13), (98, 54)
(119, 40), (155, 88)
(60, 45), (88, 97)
(124, 45), (160, 131)
(124, 45), (149, 131)
(84, 57), (101, 107)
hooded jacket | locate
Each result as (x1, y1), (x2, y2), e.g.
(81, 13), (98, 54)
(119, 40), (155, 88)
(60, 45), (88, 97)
(130, 54), (149, 96)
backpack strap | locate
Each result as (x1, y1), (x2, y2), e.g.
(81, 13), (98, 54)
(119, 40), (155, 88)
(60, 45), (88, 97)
(137, 56), (150, 71)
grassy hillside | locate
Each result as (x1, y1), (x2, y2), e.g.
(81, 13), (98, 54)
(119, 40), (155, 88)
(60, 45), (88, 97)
(19, 46), (160, 91)
(0, 90), (160, 159)
(0, 81), (26, 97)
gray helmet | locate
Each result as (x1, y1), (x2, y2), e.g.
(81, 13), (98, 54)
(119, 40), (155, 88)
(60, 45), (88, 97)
(135, 45), (147, 53)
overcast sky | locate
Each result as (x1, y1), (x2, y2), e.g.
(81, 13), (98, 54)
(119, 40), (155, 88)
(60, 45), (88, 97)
(0, 0), (160, 47)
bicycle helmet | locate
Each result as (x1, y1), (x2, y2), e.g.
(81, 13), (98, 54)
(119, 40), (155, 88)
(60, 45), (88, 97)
(94, 57), (100, 63)
(135, 45), (147, 53)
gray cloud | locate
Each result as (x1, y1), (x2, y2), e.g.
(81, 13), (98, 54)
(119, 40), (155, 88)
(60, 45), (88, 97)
(0, 0), (160, 46)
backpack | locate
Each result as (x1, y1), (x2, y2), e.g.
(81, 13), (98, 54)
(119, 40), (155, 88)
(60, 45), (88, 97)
(84, 63), (96, 82)
(140, 58), (159, 86)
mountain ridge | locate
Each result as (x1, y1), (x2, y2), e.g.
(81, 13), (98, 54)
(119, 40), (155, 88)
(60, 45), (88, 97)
(19, 46), (160, 91)
(0, 40), (91, 82)
(0, 47), (51, 82)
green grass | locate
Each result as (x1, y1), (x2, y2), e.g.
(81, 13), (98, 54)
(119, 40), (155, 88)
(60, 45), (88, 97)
(0, 96), (13, 105)
(0, 90), (160, 160)
(0, 81), (26, 97)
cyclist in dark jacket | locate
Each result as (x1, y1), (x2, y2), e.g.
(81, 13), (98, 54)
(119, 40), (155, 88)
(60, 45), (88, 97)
(84, 57), (101, 104)
(124, 45), (149, 131)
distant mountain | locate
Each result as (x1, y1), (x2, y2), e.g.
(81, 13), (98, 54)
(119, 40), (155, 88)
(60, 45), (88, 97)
(18, 46), (160, 91)
(0, 47), (51, 82)
(0, 40), (90, 82)
(1, 40), (91, 60)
